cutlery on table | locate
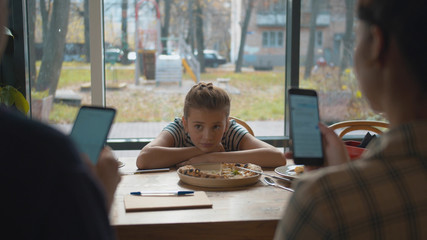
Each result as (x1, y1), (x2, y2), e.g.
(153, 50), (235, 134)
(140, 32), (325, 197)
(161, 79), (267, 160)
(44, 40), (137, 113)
(237, 166), (292, 182)
(263, 177), (294, 192)
(130, 190), (194, 196)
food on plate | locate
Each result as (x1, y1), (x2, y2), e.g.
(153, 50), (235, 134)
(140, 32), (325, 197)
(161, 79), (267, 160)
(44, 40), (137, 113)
(178, 163), (261, 179)
(294, 165), (304, 174)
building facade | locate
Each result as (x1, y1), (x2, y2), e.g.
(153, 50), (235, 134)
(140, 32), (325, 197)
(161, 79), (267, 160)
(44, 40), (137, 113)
(231, 0), (352, 70)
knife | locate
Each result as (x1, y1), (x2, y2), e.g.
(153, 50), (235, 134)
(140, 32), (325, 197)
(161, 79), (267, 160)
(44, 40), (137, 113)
(237, 167), (293, 182)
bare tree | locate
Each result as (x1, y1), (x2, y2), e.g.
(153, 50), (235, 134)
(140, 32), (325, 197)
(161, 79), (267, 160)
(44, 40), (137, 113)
(339, 0), (355, 75)
(39, 0), (50, 46)
(304, 0), (319, 79)
(84, 0), (90, 62)
(121, 0), (129, 63)
(35, 0), (71, 95)
(186, 0), (195, 52)
(194, 0), (205, 72)
(158, 0), (172, 54)
(166, 0), (229, 58)
(235, 0), (254, 73)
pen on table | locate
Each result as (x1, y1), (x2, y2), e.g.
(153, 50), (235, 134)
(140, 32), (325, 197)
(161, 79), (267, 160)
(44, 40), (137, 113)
(133, 168), (170, 174)
(122, 168), (170, 175)
(130, 191), (194, 196)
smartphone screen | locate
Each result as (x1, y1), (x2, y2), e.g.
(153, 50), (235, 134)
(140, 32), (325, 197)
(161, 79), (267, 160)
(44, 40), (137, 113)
(288, 88), (324, 165)
(70, 106), (116, 164)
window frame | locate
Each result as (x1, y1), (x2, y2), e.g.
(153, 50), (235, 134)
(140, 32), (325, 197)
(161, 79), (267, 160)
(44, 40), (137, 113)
(91, 0), (299, 150)
(89, 0), (106, 107)
(262, 30), (284, 48)
(262, 32), (269, 46)
(86, 0), (365, 150)
(17, 0), (307, 150)
(285, 0), (301, 132)
(316, 30), (323, 48)
(1, 1), (26, 102)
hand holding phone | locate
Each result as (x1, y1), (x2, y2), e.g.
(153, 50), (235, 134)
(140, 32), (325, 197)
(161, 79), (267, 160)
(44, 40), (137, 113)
(288, 88), (324, 166)
(70, 106), (116, 164)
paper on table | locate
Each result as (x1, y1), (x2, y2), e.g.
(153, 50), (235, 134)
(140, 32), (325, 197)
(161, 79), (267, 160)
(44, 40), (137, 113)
(124, 191), (212, 212)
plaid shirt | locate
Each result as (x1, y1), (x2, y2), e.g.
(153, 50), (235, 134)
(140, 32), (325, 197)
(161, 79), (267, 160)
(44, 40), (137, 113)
(275, 121), (427, 239)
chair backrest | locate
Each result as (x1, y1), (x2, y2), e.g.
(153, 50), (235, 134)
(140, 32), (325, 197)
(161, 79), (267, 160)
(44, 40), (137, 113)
(229, 116), (254, 136)
(329, 120), (389, 138)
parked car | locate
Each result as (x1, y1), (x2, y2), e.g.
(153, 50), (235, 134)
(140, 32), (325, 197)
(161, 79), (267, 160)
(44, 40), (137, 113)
(105, 47), (123, 64)
(127, 51), (136, 63)
(196, 50), (227, 68)
(63, 43), (85, 62)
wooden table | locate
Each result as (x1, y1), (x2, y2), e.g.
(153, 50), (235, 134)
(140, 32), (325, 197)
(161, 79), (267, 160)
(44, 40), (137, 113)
(111, 157), (294, 240)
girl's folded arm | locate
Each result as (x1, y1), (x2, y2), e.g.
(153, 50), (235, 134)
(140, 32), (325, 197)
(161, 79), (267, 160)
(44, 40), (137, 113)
(136, 131), (205, 169)
(181, 134), (286, 168)
(236, 134), (286, 167)
(183, 148), (285, 168)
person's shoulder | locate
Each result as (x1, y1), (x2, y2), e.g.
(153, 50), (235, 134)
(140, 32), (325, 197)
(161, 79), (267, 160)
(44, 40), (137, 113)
(227, 118), (248, 132)
(173, 117), (183, 125)
(0, 110), (66, 140)
(164, 117), (184, 130)
(228, 118), (237, 126)
(0, 110), (79, 165)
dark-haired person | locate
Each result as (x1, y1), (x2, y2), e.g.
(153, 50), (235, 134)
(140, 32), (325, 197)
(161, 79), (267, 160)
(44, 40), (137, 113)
(1, 0), (120, 238)
(137, 82), (285, 169)
(275, 0), (427, 239)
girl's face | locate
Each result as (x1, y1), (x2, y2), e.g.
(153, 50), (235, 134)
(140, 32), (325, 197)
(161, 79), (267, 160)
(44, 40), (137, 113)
(182, 107), (228, 152)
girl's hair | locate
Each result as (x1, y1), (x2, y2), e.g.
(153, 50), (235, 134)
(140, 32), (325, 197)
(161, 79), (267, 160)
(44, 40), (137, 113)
(183, 82), (230, 119)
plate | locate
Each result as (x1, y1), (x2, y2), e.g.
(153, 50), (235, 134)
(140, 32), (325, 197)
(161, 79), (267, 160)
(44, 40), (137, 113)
(177, 163), (261, 188)
(275, 165), (304, 179)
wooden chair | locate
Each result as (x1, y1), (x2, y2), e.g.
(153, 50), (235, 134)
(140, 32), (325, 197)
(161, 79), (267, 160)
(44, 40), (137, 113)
(229, 116), (254, 136)
(330, 120), (389, 160)
(329, 120), (389, 138)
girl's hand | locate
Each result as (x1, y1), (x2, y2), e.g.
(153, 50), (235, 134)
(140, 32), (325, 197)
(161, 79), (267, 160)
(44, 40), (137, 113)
(176, 143), (225, 167)
(215, 143), (225, 152)
(176, 154), (208, 167)
(196, 143), (225, 153)
(176, 151), (220, 167)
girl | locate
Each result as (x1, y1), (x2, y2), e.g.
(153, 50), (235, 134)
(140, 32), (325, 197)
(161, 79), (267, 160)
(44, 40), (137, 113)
(136, 82), (286, 169)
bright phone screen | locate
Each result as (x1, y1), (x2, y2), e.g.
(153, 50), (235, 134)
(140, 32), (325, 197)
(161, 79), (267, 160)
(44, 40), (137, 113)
(289, 94), (323, 158)
(70, 107), (116, 164)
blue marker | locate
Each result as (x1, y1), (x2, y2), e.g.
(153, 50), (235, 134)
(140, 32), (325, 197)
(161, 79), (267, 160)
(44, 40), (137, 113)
(130, 191), (194, 196)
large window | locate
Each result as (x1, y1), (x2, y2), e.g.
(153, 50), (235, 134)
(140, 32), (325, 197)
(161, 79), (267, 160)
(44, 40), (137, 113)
(25, 0), (287, 150)
(297, 0), (381, 125)
(17, 0), (382, 155)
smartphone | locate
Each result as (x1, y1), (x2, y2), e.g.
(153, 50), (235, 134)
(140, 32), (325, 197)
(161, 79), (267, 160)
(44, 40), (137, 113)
(70, 106), (116, 164)
(288, 88), (324, 166)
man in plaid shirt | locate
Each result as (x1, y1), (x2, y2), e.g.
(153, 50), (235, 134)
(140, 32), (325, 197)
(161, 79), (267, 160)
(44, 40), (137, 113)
(275, 0), (427, 239)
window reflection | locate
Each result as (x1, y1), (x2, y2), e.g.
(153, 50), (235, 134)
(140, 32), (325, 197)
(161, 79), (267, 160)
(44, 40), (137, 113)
(24, 0), (381, 142)
(28, 0), (85, 123)
(299, 0), (382, 124)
